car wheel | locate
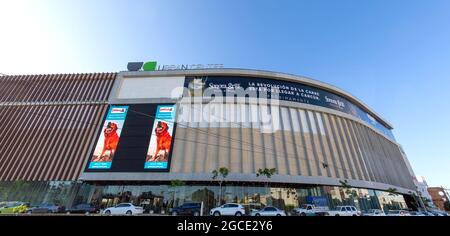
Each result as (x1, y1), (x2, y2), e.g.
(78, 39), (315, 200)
(235, 212), (242, 216)
(276, 214), (281, 216)
(194, 211), (200, 216)
(352, 214), (357, 216)
(85, 211), (90, 215)
(126, 210), (132, 215)
(66, 211), (70, 215)
(104, 210), (111, 215)
(300, 212), (306, 216)
(255, 213), (260, 216)
(335, 214), (340, 216)
(172, 211), (178, 216)
(213, 211), (221, 216)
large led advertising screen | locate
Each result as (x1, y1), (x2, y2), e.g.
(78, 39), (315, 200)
(184, 76), (395, 140)
(88, 106), (128, 169)
(85, 104), (177, 172)
(145, 105), (177, 169)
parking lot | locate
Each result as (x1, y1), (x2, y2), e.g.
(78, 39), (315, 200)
(1, 201), (448, 217)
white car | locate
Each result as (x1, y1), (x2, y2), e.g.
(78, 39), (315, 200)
(210, 203), (245, 216)
(251, 206), (286, 216)
(386, 210), (411, 216)
(327, 206), (361, 216)
(102, 203), (144, 215)
(363, 209), (386, 216)
(409, 211), (427, 216)
(293, 204), (329, 216)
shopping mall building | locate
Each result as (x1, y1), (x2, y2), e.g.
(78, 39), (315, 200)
(0, 66), (420, 214)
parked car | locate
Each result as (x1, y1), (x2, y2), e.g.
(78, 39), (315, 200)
(386, 210), (411, 216)
(362, 209), (386, 216)
(427, 210), (448, 216)
(409, 211), (427, 216)
(102, 203), (143, 215)
(27, 203), (65, 214)
(0, 201), (30, 214)
(241, 203), (264, 215)
(327, 206), (361, 216)
(65, 203), (99, 214)
(170, 202), (202, 216)
(210, 203), (246, 216)
(251, 206), (286, 216)
(420, 211), (435, 216)
(292, 204), (329, 216)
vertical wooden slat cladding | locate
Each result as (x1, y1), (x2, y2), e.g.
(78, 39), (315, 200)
(61, 105), (94, 180)
(70, 105), (107, 180)
(54, 105), (88, 180)
(0, 73), (116, 181)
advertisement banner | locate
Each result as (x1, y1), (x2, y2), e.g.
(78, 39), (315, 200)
(184, 76), (395, 140)
(88, 106), (128, 169)
(144, 105), (177, 169)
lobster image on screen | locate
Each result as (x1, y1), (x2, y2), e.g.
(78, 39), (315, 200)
(96, 122), (119, 162)
(147, 121), (172, 162)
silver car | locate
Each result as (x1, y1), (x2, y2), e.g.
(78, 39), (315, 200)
(363, 209), (386, 216)
(251, 206), (286, 216)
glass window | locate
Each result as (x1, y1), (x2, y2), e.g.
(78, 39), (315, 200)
(341, 207), (346, 212)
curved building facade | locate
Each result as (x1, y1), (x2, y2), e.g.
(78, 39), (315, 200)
(0, 69), (418, 214)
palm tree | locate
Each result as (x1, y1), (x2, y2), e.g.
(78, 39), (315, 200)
(212, 167), (229, 206)
(256, 168), (277, 197)
(256, 168), (277, 179)
(338, 179), (358, 202)
(339, 179), (352, 195)
(169, 179), (185, 208)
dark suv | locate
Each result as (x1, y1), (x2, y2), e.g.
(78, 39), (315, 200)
(170, 202), (202, 216)
(65, 203), (99, 214)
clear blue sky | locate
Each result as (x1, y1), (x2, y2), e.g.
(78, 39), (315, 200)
(1, 0), (449, 188)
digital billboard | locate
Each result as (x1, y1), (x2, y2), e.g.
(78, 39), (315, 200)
(184, 76), (395, 140)
(144, 105), (177, 169)
(85, 104), (177, 172)
(88, 106), (128, 169)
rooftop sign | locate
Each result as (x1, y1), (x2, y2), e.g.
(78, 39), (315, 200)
(127, 61), (223, 71)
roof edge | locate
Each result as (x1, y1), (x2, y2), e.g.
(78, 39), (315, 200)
(119, 68), (394, 129)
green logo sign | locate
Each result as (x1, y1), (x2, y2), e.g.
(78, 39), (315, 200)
(143, 61), (157, 71)
(126, 61), (223, 71)
(127, 61), (157, 71)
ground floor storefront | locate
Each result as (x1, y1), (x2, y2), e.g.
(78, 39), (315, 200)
(0, 181), (414, 215)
